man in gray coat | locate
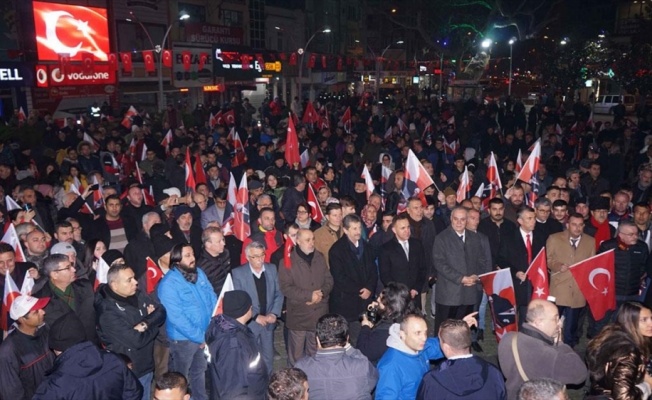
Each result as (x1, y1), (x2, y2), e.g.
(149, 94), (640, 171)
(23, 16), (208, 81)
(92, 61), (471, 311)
(295, 314), (377, 400)
(231, 241), (284, 374)
(433, 207), (488, 334)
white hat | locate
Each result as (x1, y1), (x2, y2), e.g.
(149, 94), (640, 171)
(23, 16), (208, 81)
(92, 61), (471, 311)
(162, 187), (181, 197)
(50, 242), (76, 255)
(10, 295), (50, 320)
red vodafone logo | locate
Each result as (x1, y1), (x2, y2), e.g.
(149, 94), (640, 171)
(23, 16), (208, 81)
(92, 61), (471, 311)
(35, 64), (115, 87)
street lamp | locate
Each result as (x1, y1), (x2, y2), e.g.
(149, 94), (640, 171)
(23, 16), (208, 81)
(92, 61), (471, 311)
(560, 37), (569, 45)
(375, 40), (403, 101)
(481, 38), (493, 49)
(129, 11), (190, 112)
(508, 37), (516, 96)
(297, 27), (331, 101)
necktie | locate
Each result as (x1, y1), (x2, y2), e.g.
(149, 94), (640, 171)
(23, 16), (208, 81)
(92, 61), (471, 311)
(571, 238), (578, 249)
(526, 233), (532, 264)
(402, 241), (409, 261)
(459, 235), (464, 242)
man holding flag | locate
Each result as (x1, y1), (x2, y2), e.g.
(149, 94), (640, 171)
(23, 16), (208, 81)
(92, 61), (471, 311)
(546, 212), (595, 347)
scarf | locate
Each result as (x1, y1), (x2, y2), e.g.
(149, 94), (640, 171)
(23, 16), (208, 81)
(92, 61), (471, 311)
(590, 216), (611, 251)
(175, 264), (198, 284)
(296, 246), (314, 265)
(360, 204), (377, 229)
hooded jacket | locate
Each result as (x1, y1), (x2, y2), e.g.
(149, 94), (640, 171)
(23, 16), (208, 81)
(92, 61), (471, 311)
(417, 355), (506, 399)
(94, 284), (167, 378)
(205, 314), (268, 399)
(32, 341), (142, 400)
(376, 323), (444, 400)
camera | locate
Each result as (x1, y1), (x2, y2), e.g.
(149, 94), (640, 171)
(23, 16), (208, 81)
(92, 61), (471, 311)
(360, 304), (381, 325)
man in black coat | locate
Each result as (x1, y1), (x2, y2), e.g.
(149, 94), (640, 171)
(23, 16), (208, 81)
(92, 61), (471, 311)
(124, 211), (160, 283)
(95, 264), (166, 400)
(328, 214), (378, 345)
(31, 254), (98, 344)
(497, 206), (545, 324)
(478, 198), (517, 270)
(379, 213), (427, 308)
(120, 183), (155, 241)
(32, 313), (143, 400)
(170, 205), (203, 258)
(533, 197), (564, 242)
(197, 226), (231, 295)
(20, 187), (55, 235)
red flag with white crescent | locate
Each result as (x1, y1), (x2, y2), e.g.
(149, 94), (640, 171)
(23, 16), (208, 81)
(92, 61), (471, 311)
(143, 50), (155, 72)
(306, 183), (324, 224)
(479, 268), (518, 342)
(568, 250), (616, 320)
(162, 50), (173, 68)
(146, 257), (163, 294)
(2, 224), (26, 263)
(209, 113), (218, 129)
(456, 166), (471, 203)
(340, 107), (351, 133)
(1, 272), (21, 331)
(285, 114), (300, 168)
(302, 102), (320, 125)
(405, 149), (435, 194)
(184, 147), (196, 193)
(231, 130), (247, 168)
(224, 110), (236, 126)
(120, 52), (132, 73)
(194, 152), (207, 185)
(233, 174), (250, 242)
(525, 247), (549, 300)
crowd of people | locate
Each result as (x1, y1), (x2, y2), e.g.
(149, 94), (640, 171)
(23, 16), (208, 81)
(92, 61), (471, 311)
(0, 91), (652, 399)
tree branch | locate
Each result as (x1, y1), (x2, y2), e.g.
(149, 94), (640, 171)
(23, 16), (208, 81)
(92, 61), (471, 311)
(450, 0), (493, 10)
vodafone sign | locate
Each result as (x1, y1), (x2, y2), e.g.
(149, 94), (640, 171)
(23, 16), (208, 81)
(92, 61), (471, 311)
(32, 1), (110, 62)
(36, 64), (115, 87)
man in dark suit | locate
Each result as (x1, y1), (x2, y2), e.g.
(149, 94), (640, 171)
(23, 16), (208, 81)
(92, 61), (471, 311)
(498, 206), (546, 324)
(231, 241), (283, 374)
(328, 214), (378, 345)
(433, 207), (488, 334)
(170, 205), (203, 258)
(533, 197), (563, 242)
(379, 213), (427, 308)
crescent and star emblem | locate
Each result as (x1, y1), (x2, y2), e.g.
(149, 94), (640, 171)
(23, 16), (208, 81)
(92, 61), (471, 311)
(589, 267), (611, 295)
(42, 11), (83, 56)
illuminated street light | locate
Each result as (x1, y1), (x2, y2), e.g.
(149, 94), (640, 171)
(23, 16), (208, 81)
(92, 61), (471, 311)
(508, 37), (516, 96)
(481, 38), (493, 48)
(298, 26), (332, 100)
(560, 37), (569, 45)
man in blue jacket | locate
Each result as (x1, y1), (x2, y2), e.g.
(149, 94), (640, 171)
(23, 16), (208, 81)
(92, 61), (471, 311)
(158, 243), (217, 400)
(376, 314), (445, 400)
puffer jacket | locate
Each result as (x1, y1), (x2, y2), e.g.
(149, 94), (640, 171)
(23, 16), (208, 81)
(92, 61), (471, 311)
(599, 239), (650, 296)
(198, 248), (231, 295)
(32, 341), (142, 400)
(94, 284), (167, 378)
(205, 314), (268, 399)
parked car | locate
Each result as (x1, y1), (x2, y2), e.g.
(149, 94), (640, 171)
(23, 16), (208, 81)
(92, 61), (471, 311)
(593, 94), (635, 114)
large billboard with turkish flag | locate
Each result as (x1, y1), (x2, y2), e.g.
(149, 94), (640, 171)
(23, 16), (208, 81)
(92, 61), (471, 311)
(32, 1), (110, 62)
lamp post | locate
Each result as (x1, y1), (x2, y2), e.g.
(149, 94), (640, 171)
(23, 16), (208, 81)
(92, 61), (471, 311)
(508, 37), (516, 96)
(297, 27), (331, 101)
(128, 12), (190, 112)
(375, 40), (403, 102)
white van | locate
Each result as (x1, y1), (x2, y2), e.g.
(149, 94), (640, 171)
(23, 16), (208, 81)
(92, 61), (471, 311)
(593, 94), (635, 114)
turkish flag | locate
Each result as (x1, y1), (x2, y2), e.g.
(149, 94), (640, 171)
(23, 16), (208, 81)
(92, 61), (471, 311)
(182, 51), (192, 71)
(58, 53), (71, 74)
(184, 147), (196, 193)
(231, 130), (247, 167)
(569, 250), (616, 320)
(283, 240), (294, 269)
(456, 166), (471, 203)
(308, 53), (316, 69)
(199, 52), (208, 70)
(340, 106), (351, 133)
(161, 129), (173, 154)
(289, 52), (297, 66)
(307, 183), (324, 223)
(515, 139), (541, 185)
(321, 55), (327, 68)
(107, 53), (118, 71)
(212, 273), (234, 316)
(94, 257), (110, 291)
(146, 257), (163, 294)
(162, 50), (173, 68)
(337, 57), (343, 71)
(302, 101), (320, 125)
(224, 109), (235, 126)
(209, 113), (218, 128)
(1, 272), (21, 332)
(194, 152), (207, 185)
(143, 50), (155, 72)
(120, 52), (133, 73)
(2, 224), (26, 263)
(285, 114), (300, 168)
(81, 52), (94, 74)
(480, 268), (518, 342)
(233, 174), (251, 242)
(215, 110), (225, 126)
(526, 247), (549, 300)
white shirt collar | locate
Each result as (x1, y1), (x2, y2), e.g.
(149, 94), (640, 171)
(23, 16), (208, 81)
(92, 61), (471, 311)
(250, 264), (266, 279)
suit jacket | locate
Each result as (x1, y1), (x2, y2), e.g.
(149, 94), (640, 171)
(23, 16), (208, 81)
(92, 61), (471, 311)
(328, 236), (378, 321)
(546, 231), (596, 308)
(231, 263), (284, 334)
(433, 228), (488, 306)
(497, 229), (546, 306)
(200, 203), (233, 229)
(379, 237), (427, 293)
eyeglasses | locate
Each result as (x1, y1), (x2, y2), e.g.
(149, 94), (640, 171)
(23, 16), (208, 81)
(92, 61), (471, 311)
(54, 266), (73, 272)
(297, 210), (309, 214)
